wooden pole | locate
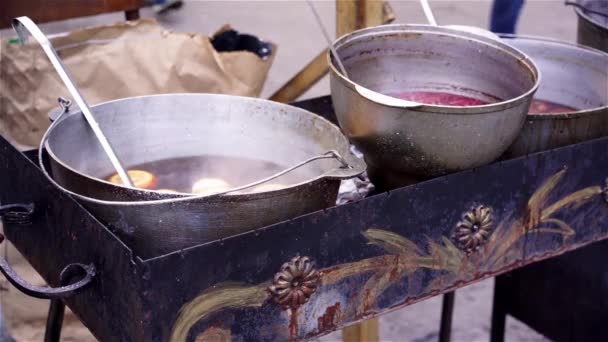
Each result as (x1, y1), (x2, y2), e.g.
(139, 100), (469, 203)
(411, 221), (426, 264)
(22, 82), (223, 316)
(337, 1), (385, 340)
(342, 318), (379, 342)
(336, 0), (384, 37)
(269, 49), (328, 103)
(269, 1), (394, 103)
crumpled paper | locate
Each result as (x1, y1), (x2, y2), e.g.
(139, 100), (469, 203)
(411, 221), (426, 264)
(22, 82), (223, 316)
(337, 145), (374, 205)
(0, 18), (276, 150)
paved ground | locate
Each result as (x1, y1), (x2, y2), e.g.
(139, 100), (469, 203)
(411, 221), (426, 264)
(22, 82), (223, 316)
(0, 1), (579, 340)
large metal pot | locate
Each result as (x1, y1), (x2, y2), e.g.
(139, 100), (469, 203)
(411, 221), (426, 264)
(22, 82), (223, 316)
(42, 94), (365, 258)
(503, 35), (608, 157)
(329, 24), (539, 189)
(573, 0), (608, 52)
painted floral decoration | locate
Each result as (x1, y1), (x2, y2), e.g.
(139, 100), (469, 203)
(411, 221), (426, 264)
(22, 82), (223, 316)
(453, 205), (494, 255)
(268, 256), (320, 310)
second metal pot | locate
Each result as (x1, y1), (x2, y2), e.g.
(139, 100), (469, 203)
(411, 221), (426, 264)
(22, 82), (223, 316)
(329, 24), (539, 189)
(503, 35), (608, 157)
(573, 0), (608, 52)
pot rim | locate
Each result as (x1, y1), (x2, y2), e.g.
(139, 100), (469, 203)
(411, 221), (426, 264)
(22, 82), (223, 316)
(43, 93), (366, 206)
(499, 33), (608, 120)
(328, 24), (541, 114)
(574, 2), (608, 30)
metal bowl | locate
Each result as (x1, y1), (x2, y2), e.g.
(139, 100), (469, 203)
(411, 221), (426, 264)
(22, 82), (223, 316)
(574, 0), (608, 52)
(43, 94), (365, 258)
(329, 24), (539, 189)
(503, 35), (608, 157)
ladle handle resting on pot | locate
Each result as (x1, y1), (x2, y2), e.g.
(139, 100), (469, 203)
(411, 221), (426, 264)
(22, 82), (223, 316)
(306, 0), (421, 109)
(11, 16), (134, 188)
(306, 0), (349, 77)
(420, 0), (438, 26)
(420, 0), (500, 39)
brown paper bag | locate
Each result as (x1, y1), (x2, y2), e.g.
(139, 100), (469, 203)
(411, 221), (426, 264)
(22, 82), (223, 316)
(0, 18), (276, 150)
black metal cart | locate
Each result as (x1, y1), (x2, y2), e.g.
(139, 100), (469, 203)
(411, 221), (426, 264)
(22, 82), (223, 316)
(1, 96), (607, 341)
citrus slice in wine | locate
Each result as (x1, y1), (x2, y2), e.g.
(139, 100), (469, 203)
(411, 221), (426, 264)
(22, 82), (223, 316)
(108, 170), (157, 189)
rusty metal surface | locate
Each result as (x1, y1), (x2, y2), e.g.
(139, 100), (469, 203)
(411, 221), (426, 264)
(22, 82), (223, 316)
(141, 137), (608, 340)
(0, 96), (607, 341)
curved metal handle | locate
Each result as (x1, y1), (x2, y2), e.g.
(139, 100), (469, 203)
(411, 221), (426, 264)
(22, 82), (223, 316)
(0, 233), (95, 299)
(210, 150), (352, 196)
(0, 203), (34, 225)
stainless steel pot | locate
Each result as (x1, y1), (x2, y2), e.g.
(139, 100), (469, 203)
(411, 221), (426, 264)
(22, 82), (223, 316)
(329, 24), (539, 189)
(573, 0), (608, 52)
(503, 35), (608, 157)
(42, 94), (365, 259)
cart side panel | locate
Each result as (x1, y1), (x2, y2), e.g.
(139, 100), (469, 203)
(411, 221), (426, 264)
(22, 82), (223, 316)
(0, 137), (145, 342)
(522, 138), (608, 260)
(142, 137), (608, 341)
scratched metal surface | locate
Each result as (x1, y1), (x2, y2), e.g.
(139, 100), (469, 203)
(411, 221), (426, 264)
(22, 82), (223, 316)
(0, 142), (146, 341)
(0, 95), (607, 341)
(141, 141), (608, 339)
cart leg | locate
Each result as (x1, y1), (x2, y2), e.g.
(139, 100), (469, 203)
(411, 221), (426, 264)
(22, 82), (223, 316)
(44, 299), (65, 342)
(438, 291), (455, 342)
(124, 9), (140, 21)
(490, 276), (508, 342)
(343, 318), (379, 342)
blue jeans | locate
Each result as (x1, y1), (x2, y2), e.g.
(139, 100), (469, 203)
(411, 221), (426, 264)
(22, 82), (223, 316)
(490, 0), (525, 34)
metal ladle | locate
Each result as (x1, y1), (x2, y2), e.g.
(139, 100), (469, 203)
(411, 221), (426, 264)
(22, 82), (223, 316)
(11, 16), (134, 187)
(421, 0), (500, 40)
(305, 0), (422, 108)
(420, 0), (439, 26)
(306, 1), (498, 108)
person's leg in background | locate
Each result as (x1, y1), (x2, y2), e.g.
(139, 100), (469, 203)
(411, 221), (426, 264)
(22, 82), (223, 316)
(490, 0), (525, 34)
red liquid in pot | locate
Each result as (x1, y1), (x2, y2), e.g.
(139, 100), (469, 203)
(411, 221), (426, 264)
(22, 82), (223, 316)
(388, 91), (491, 106)
(389, 91), (578, 114)
(528, 99), (576, 114)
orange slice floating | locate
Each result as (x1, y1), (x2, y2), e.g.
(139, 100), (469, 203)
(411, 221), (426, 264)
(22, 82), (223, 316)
(108, 170), (157, 190)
